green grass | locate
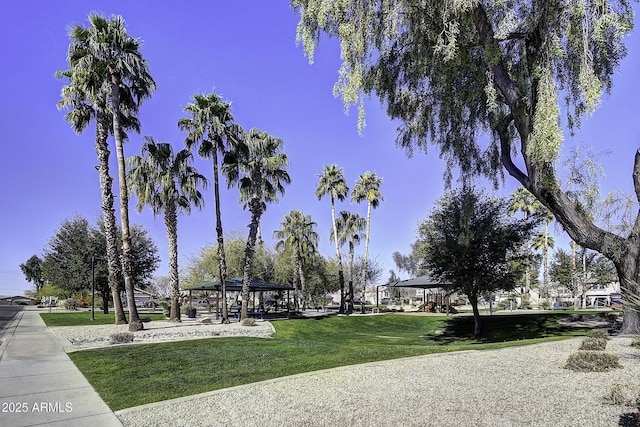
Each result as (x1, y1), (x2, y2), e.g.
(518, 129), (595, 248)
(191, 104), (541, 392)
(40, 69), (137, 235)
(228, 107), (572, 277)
(68, 312), (589, 411)
(40, 312), (166, 326)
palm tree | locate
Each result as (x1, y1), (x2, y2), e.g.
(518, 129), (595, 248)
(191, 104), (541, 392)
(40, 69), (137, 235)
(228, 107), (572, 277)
(64, 13), (156, 331)
(59, 15), (153, 325)
(57, 67), (128, 324)
(128, 138), (207, 322)
(273, 210), (319, 311)
(178, 92), (240, 324)
(316, 164), (349, 313)
(533, 230), (555, 300)
(225, 128), (291, 320)
(330, 210), (366, 312)
(509, 187), (543, 300)
(351, 171), (383, 313)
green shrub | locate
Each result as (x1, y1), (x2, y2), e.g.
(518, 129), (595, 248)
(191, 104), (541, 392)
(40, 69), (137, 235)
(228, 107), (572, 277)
(539, 300), (552, 310)
(520, 300), (532, 310)
(580, 337), (607, 351)
(565, 351), (621, 372)
(603, 384), (639, 407)
(110, 332), (134, 345)
(587, 329), (610, 340)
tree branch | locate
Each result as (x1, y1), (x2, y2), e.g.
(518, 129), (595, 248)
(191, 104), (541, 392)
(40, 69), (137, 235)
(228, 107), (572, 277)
(496, 114), (529, 187)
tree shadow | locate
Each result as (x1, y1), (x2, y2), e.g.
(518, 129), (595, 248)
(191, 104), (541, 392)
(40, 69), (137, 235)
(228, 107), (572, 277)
(427, 313), (587, 344)
(618, 412), (640, 426)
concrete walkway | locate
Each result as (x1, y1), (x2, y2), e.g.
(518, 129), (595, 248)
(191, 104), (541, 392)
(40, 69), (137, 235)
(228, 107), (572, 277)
(0, 307), (123, 427)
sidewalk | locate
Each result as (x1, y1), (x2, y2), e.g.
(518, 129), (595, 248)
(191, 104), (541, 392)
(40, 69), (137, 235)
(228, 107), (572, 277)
(0, 308), (123, 427)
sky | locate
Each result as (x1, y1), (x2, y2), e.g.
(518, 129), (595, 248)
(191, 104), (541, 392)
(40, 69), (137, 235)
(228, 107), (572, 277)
(1, 1), (639, 296)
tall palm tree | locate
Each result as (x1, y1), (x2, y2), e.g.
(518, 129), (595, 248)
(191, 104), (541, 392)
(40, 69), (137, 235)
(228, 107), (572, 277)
(225, 128), (291, 320)
(57, 67), (128, 324)
(533, 230), (555, 300)
(316, 164), (349, 313)
(65, 13), (156, 331)
(178, 92), (240, 324)
(509, 187), (543, 300)
(128, 138), (207, 322)
(330, 210), (366, 312)
(351, 171), (383, 313)
(273, 210), (319, 311)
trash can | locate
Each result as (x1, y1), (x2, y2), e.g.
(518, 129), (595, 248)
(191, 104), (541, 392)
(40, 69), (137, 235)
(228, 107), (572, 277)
(187, 308), (197, 318)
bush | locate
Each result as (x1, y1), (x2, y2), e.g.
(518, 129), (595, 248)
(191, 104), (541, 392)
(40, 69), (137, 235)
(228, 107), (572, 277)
(580, 337), (608, 351)
(110, 332), (134, 345)
(63, 298), (77, 310)
(241, 318), (256, 327)
(587, 329), (610, 340)
(539, 300), (552, 310)
(565, 351), (621, 372)
(520, 300), (532, 310)
(604, 384), (639, 407)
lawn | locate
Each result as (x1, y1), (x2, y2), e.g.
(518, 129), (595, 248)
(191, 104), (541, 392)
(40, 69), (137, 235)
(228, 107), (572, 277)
(40, 311), (167, 326)
(66, 312), (591, 411)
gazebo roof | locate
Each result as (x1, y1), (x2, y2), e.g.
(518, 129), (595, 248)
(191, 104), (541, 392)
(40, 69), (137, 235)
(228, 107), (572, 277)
(185, 277), (294, 292)
(388, 275), (449, 289)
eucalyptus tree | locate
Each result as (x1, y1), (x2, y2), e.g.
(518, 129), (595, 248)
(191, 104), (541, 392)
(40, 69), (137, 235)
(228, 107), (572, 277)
(225, 128), (291, 320)
(316, 164), (349, 313)
(274, 210), (319, 310)
(330, 210), (366, 312)
(59, 13), (155, 325)
(178, 92), (240, 323)
(128, 138), (207, 321)
(292, 1), (640, 333)
(351, 171), (383, 313)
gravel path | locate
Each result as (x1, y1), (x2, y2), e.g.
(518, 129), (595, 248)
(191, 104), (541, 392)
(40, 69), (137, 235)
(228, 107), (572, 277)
(115, 337), (640, 427)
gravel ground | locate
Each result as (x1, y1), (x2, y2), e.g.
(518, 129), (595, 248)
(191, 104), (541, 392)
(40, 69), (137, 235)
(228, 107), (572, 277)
(49, 318), (275, 352)
(114, 336), (640, 427)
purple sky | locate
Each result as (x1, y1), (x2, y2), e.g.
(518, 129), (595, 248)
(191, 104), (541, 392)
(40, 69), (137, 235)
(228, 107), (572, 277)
(1, 2), (639, 295)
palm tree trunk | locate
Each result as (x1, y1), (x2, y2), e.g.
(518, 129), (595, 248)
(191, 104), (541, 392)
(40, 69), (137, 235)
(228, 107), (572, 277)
(330, 197), (346, 313)
(241, 200), (262, 321)
(572, 241), (579, 310)
(165, 204), (181, 322)
(298, 261), (307, 311)
(582, 249), (587, 309)
(95, 109), (126, 324)
(212, 147), (229, 324)
(348, 240), (355, 313)
(543, 220), (549, 306)
(110, 73), (143, 331)
(361, 201), (372, 314)
(293, 247), (301, 312)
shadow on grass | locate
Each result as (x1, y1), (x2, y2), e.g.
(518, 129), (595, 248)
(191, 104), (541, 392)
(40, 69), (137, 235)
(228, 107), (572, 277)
(429, 313), (588, 344)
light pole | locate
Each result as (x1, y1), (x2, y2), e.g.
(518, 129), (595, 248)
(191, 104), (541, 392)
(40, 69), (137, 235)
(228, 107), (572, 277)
(91, 254), (95, 321)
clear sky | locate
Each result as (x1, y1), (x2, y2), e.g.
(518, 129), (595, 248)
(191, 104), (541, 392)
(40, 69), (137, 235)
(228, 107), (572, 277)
(1, 2), (639, 295)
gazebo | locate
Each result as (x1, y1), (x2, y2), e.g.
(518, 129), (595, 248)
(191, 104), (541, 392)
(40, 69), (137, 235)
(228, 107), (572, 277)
(185, 277), (294, 319)
(383, 275), (453, 313)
